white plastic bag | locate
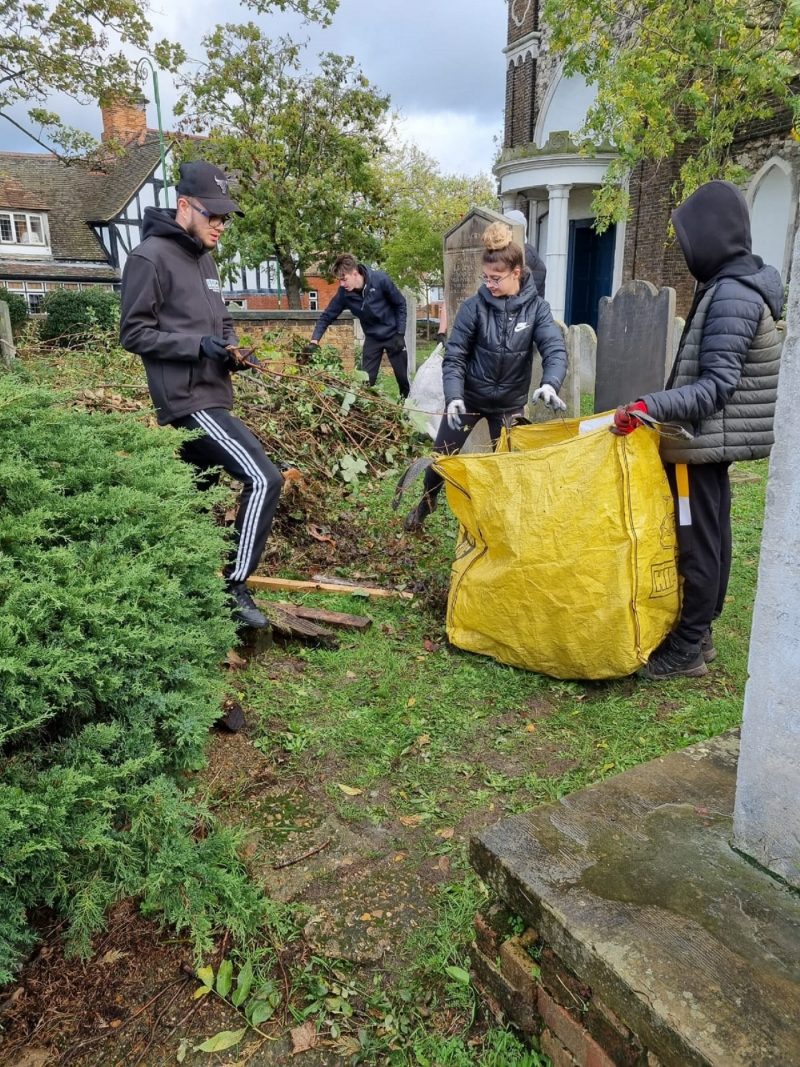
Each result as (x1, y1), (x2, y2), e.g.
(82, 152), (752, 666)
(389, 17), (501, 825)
(404, 343), (445, 439)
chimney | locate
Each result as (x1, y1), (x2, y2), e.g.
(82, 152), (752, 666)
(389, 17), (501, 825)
(100, 93), (148, 145)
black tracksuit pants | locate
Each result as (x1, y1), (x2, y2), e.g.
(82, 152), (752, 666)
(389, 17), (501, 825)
(172, 408), (283, 585)
(666, 461), (732, 647)
(421, 408), (523, 505)
(361, 335), (410, 398)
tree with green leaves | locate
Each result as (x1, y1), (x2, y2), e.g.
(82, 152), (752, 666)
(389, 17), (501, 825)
(175, 25), (391, 309)
(542, 0), (800, 228)
(0, 0), (339, 156)
(379, 145), (497, 296)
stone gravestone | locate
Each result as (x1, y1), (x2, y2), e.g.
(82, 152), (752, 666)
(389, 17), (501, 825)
(0, 300), (15, 369)
(402, 287), (417, 382)
(732, 227), (799, 889)
(443, 206), (524, 333)
(594, 280), (676, 413)
(526, 321), (580, 421)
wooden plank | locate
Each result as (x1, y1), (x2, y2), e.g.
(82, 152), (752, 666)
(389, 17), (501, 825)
(263, 604), (338, 648)
(246, 575), (413, 600)
(276, 602), (372, 631)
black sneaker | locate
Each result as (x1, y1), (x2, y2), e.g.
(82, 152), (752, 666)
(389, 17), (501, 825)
(403, 496), (435, 532)
(228, 582), (269, 629)
(643, 635), (708, 680)
(700, 629), (717, 663)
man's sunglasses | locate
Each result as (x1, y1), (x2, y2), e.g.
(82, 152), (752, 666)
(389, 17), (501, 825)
(187, 199), (230, 227)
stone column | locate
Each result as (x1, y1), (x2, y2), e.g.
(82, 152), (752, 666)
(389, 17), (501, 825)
(732, 225), (800, 889)
(545, 184), (572, 322)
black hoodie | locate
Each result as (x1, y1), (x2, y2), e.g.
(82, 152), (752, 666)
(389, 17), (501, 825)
(642, 180), (783, 432)
(120, 208), (236, 425)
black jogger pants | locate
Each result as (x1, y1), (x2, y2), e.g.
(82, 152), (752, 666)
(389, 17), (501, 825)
(666, 460), (732, 648)
(173, 407), (283, 584)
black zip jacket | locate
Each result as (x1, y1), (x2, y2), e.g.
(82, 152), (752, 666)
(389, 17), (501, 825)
(311, 265), (406, 343)
(119, 208), (236, 425)
(442, 271), (567, 414)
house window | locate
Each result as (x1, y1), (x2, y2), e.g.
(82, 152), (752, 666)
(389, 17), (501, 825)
(4, 280), (47, 312)
(0, 211), (47, 246)
(308, 289), (319, 311)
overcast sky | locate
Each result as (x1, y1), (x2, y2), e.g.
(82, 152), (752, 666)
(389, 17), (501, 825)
(2, 0), (507, 177)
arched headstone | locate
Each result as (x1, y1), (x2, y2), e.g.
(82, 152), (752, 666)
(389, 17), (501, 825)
(594, 280), (676, 412)
(443, 206), (524, 330)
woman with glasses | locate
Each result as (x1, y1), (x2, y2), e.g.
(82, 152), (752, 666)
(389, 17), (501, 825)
(404, 222), (567, 531)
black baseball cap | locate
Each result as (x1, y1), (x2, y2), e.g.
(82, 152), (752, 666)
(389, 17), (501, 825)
(176, 161), (243, 216)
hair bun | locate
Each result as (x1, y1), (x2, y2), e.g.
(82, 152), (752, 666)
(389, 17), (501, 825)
(482, 221), (513, 252)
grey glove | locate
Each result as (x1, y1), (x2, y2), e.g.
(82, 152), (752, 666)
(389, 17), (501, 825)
(446, 399), (467, 430)
(200, 335), (230, 363)
(532, 384), (567, 412)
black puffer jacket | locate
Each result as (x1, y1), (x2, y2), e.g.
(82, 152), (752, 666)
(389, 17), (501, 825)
(641, 181), (783, 461)
(442, 270), (567, 414)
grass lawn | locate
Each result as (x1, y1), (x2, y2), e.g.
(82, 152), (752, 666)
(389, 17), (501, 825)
(1, 339), (767, 1066)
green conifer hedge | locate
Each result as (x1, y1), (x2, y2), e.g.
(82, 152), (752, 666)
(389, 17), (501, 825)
(0, 379), (266, 981)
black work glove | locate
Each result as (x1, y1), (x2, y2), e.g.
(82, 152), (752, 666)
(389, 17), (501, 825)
(389, 333), (406, 353)
(436, 332), (447, 346)
(200, 335), (230, 362)
(299, 341), (319, 363)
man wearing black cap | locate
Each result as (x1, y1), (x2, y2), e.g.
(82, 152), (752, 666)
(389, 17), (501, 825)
(120, 160), (283, 630)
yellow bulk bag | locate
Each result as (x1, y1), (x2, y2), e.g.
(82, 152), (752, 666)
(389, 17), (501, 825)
(435, 414), (680, 680)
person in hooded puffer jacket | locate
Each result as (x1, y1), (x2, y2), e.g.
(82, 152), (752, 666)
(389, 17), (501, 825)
(613, 180), (783, 680)
(404, 223), (567, 531)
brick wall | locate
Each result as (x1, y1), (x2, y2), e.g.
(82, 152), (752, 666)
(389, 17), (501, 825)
(230, 309), (356, 369)
(623, 117), (799, 317)
(471, 906), (665, 1067)
(239, 274), (341, 312)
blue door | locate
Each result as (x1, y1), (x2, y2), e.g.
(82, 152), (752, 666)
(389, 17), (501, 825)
(565, 219), (616, 329)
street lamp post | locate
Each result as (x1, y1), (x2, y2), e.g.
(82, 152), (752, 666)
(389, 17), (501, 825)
(135, 57), (170, 208)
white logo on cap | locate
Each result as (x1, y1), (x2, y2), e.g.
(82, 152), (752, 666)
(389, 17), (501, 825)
(214, 176), (229, 194)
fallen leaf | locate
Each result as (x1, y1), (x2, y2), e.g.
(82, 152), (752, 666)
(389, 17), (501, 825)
(435, 827), (454, 840)
(416, 734), (431, 746)
(445, 965), (471, 985)
(525, 722), (537, 733)
(371, 909), (384, 919)
(290, 1020), (318, 1055)
(438, 855), (451, 874)
(225, 649), (247, 670)
(334, 1036), (362, 1056)
(100, 949), (127, 965)
(423, 639), (440, 652)
(345, 671), (357, 680)
(406, 697), (416, 707)
(306, 523), (336, 547)
(336, 783), (363, 796)
(194, 1028), (247, 1053)
(399, 814), (422, 827)
(393, 852), (406, 862)
(360, 912), (373, 922)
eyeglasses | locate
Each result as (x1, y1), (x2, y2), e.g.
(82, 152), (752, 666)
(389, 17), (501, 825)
(187, 200), (230, 227)
(482, 272), (512, 287)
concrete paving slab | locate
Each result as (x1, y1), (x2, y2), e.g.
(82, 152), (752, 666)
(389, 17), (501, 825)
(471, 731), (800, 1067)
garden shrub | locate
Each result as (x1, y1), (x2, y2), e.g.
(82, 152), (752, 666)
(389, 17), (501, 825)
(0, 378), (265, 982)
(0, 288), (29, 337)
(39, 288), (120, 347)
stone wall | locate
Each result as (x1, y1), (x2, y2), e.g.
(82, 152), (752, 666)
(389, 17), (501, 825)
(230, 309), (356, 369)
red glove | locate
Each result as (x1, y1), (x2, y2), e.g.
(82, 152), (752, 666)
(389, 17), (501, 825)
(612, 400), (648, 435)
